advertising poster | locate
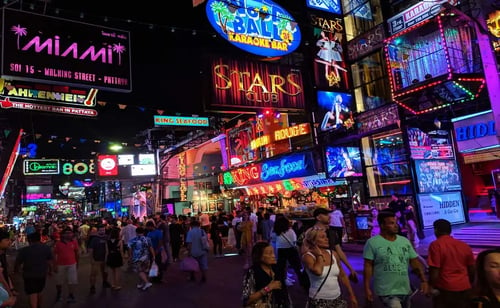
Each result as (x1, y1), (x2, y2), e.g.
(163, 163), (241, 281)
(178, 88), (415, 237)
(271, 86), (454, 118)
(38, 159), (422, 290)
(325, 146), (363, 178)
(407, 127), (454, 159)
(418, 191), (466, 228)
(306, 0), (342, 15)
(308, 12), (349, 90)
(415, 159), (461, 193)
(227, 122), (256, 167)
(315, 91), (354, 132)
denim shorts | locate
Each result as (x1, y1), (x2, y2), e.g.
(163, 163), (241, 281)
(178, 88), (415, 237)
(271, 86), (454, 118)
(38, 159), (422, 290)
(379, 295), (411, 308)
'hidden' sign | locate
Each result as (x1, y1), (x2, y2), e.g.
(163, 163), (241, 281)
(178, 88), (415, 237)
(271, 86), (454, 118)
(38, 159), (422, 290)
(206, 0), (301, 57)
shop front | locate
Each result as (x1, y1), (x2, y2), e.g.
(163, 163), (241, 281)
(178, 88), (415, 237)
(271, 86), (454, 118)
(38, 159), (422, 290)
(452, 110), (500, 221)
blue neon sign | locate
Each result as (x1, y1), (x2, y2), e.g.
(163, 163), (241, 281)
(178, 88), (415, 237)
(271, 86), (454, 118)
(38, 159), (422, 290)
(206, 0), (301, 57)
(261, 152), (316, 182)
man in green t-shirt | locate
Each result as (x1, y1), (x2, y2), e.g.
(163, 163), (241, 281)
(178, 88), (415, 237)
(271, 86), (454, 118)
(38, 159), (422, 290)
(363, 210), (428, 307)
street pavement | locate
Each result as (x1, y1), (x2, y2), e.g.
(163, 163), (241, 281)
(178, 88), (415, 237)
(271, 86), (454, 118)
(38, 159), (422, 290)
(7, 246), (434, 308)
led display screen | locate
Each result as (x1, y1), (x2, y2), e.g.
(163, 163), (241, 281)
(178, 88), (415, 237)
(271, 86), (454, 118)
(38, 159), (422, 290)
(325, 146), (363, 178)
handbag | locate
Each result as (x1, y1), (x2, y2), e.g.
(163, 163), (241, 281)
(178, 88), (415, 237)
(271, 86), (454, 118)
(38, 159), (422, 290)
(201, 229), (210, 251)
(148, 261), (159, 277)
(180, 256), (199, 272)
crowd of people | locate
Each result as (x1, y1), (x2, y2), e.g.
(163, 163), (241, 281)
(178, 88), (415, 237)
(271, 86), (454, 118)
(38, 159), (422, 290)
(0, 203), (497, 308)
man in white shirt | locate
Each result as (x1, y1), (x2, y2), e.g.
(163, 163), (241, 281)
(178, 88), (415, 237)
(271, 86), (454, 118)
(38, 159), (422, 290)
(329, 203), (346, 246)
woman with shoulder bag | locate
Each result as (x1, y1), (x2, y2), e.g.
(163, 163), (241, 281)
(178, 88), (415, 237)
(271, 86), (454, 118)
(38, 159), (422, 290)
(302, 227), (358, 308)
(242, 241), (292, 308)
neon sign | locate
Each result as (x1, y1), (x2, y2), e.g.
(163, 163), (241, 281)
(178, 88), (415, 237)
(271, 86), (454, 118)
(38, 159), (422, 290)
(154, 115), (209, 127)
(274, 123), (310, 141)
(23, 159), (60, 175)
(206, 0), (301, 57)
(222, 152), (317, 187)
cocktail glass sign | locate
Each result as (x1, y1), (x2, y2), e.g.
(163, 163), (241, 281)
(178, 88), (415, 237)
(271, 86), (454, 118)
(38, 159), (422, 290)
(206, 0), (301, 57)
(1, 9), (132, 92)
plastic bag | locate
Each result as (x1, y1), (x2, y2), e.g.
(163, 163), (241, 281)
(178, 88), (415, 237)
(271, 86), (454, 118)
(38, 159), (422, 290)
(180, 256), (199, 272)
(148, 261), (159, 277)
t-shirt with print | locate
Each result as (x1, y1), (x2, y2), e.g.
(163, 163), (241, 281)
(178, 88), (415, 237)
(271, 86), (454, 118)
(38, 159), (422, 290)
(129, 235), (152, 263)
(363, 234), (418, 296)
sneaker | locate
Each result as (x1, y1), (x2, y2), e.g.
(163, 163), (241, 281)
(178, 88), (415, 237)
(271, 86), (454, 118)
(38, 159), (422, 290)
(112, 286), (122, 291)
(90, 286), (96, 294)
(136, 283), (144, 289)
(67, 295), (76, 303)
(141, 282), (153, 291)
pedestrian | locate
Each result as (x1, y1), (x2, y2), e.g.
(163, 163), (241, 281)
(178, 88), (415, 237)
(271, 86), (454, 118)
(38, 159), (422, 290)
(52, 227), (79, 303)
(105, 227), (124, 290)
(156, 214), (172, 267)
(169, 215), (184, 262)
(145, 221), (164, 283)
(261, 212), (274, 243)
(0, 269), (15, 308)
(0, 230), (15, 298)
(405, 211), (428, 270)
(273, 215), (303, 288)
(426, 219), (475, 307)
(15, 232), (51, 308)
(129, 227), (155, 291)
(185, 219), (208, 283)
(302, 227), (358, 308)
(210, 215), (223, 257)
(242, 241), (292, 307)
(77, 220), (90, 254)
(120, 218), (137, 270)
(88, 225), (111, 294)
(308, 207), (358, 282)
(363, 210), (428, 308)
(388, 193), (407, 229)
(470, 248), (500, 307)
(329, 203), (346, 246)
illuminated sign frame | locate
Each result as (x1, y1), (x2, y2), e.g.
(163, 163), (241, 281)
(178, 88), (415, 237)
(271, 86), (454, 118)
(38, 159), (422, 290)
(1, 9), (132, 92)
(154, 115), (210, 127)
(205, 0), (301, 57)
(23, 159), (60, 175)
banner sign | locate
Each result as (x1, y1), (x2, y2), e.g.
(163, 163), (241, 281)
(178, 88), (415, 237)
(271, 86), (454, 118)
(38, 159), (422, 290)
(387, 1), (445, 35)
(222, 151), (316, 187)
(0, 79), (98, 107)
(23, 159), (60, 175)
(0, 97), (98, 117)
(452, 110), (497, 153)
(347, 24), (385, 61)
(154, 115), (210, 127)
(205, 0), (301, 57)
(308, 12), (349, 90)
(356, 103), (399, 134)
(209, 57), (305, 111)
(1, 9), (132, 92)
(418, 191), (466, 228)
(415, 159), (461, 193)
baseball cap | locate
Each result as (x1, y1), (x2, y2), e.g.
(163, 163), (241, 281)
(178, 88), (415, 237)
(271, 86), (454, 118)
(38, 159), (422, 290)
(313, 207), (332, 217)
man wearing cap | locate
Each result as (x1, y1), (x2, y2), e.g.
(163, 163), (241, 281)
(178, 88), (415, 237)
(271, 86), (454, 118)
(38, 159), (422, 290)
(312, 207), (358, 282)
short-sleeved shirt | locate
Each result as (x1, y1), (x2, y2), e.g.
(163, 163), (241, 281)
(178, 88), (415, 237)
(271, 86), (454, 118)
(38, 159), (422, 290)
(53, 240), (79, 266)
(89, 235), (108, 261)
(427, 235), (475, 291)
(186, 227), (206, 258)
(329, 210), (344, 227)
(363, 235), (418, 296)
(146, 229), (163, 252)
(129, 235), (152, 263)
(16, 242), (53, 278)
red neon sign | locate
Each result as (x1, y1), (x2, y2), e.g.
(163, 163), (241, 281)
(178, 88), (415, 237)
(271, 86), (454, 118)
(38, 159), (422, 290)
(229, 165), (262, 186)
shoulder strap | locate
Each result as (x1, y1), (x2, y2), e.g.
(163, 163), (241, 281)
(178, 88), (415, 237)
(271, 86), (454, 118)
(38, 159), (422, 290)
(311, 249), (334, 300)
(280, 233), (294, 246)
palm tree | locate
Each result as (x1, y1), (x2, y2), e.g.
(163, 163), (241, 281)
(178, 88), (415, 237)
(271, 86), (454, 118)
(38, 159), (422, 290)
(112, 43), (126, 66)
(210, 1), (233, 34)
(10, 24), (27, 50)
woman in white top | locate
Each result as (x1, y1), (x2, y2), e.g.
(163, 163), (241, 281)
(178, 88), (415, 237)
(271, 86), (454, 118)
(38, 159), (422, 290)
(302, 227), (358, 308)
(273, 215), (304, 288)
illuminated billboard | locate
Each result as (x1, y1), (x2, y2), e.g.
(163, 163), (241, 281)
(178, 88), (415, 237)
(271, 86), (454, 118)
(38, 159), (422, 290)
(209, 57), (305, 111)
(1, 9), (132, 92)
(206, 0), (301, 57)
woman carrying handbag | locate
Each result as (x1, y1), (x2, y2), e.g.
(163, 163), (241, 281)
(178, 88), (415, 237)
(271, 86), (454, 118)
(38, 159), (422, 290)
(302, 227), (358, 308)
